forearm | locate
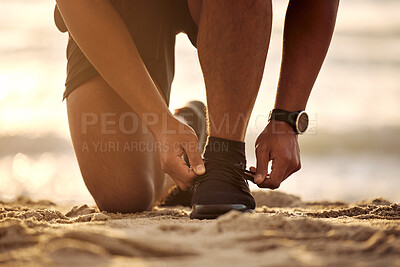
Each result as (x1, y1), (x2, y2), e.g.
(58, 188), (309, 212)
(274, 0), (339, 111)
(56, 0), (171, 134)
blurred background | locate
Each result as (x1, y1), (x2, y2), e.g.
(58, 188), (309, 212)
(0, 0), (399, 205)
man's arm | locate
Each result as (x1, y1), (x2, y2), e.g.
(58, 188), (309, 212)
(56, 0), (205, 189)
(252, 0), (339, 188)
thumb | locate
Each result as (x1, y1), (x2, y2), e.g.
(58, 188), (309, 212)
(170, 157), (197, 190)
(255, 148), (269, 184)
(261, 158), (287, 189)
(182, 140), (205, 175)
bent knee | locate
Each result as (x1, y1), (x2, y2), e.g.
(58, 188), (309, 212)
(86, 177), (156, 213)
(95, 188), (154, 213)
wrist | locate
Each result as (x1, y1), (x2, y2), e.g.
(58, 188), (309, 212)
(274, 90), (307, 112)
(144, 110), (174, 140)
(274, 103), (306, 112)
(268, 108), (309, 134)
(268, 120), (296, 135)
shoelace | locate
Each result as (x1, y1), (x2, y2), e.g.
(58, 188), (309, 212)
(162, 159), (256, 206)
(192, 158), (255, 192)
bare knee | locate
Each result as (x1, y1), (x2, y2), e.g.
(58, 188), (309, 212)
(92, 177), (155, 213)
(66, 76), (164, 213)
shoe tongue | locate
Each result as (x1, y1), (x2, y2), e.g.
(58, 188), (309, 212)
(203, 136), (246, 164)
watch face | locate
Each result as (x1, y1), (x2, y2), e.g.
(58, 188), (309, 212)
(296, 111), (309, 134)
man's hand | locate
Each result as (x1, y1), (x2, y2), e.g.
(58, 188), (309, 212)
(250, 120), (301, 189)
(154, 115), (205, 191)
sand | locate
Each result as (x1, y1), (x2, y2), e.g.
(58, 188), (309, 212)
(0, 192), (399, 267)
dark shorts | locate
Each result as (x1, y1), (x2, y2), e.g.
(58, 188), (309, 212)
(55, 0), (198, 105)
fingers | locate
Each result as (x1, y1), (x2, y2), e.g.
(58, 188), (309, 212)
(254, 145), (269, 184)
(181, 138), (205, 175)
(253, 122), (302, 189)
(257, 154), (301, 189)
(252, 150), (301, 189)
(162, 155), (197, 191)
(258, 158), (287, 189)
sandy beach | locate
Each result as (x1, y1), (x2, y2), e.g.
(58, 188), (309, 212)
(0, 1), (399, 266)
(1, 191), (399, 267)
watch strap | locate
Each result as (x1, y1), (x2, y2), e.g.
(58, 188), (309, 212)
(268, 109), (302, 133)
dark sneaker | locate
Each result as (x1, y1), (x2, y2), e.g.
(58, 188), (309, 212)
(160, 101), (207, 207)
(190, 158), (255, 220)
(159, 185), (192, 207)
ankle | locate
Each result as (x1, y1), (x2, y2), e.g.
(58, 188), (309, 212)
(203, 136), (246, 163)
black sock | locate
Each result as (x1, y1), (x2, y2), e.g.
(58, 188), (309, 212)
(192, 136), (255, 208)
(203, 136), (246, 164)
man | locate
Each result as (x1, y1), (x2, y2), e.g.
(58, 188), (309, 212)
(55, 0), (339, 219)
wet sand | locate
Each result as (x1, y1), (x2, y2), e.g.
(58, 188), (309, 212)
(0, 191), (399, 266)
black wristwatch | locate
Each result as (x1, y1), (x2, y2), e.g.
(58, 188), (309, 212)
(268, 109), (309, 134)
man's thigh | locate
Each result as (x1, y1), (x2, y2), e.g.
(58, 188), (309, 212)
(66, 75), (167, 212)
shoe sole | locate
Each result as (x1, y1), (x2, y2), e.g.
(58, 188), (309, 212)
(190, 204), (254, 220)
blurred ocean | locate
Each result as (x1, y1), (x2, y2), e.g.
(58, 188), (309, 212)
(0, 0), (399, 204)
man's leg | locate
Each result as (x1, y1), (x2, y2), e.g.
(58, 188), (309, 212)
(187, 0), (272, 219)
(67, 75), (171, 213)
(192, 0), (272, 141)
